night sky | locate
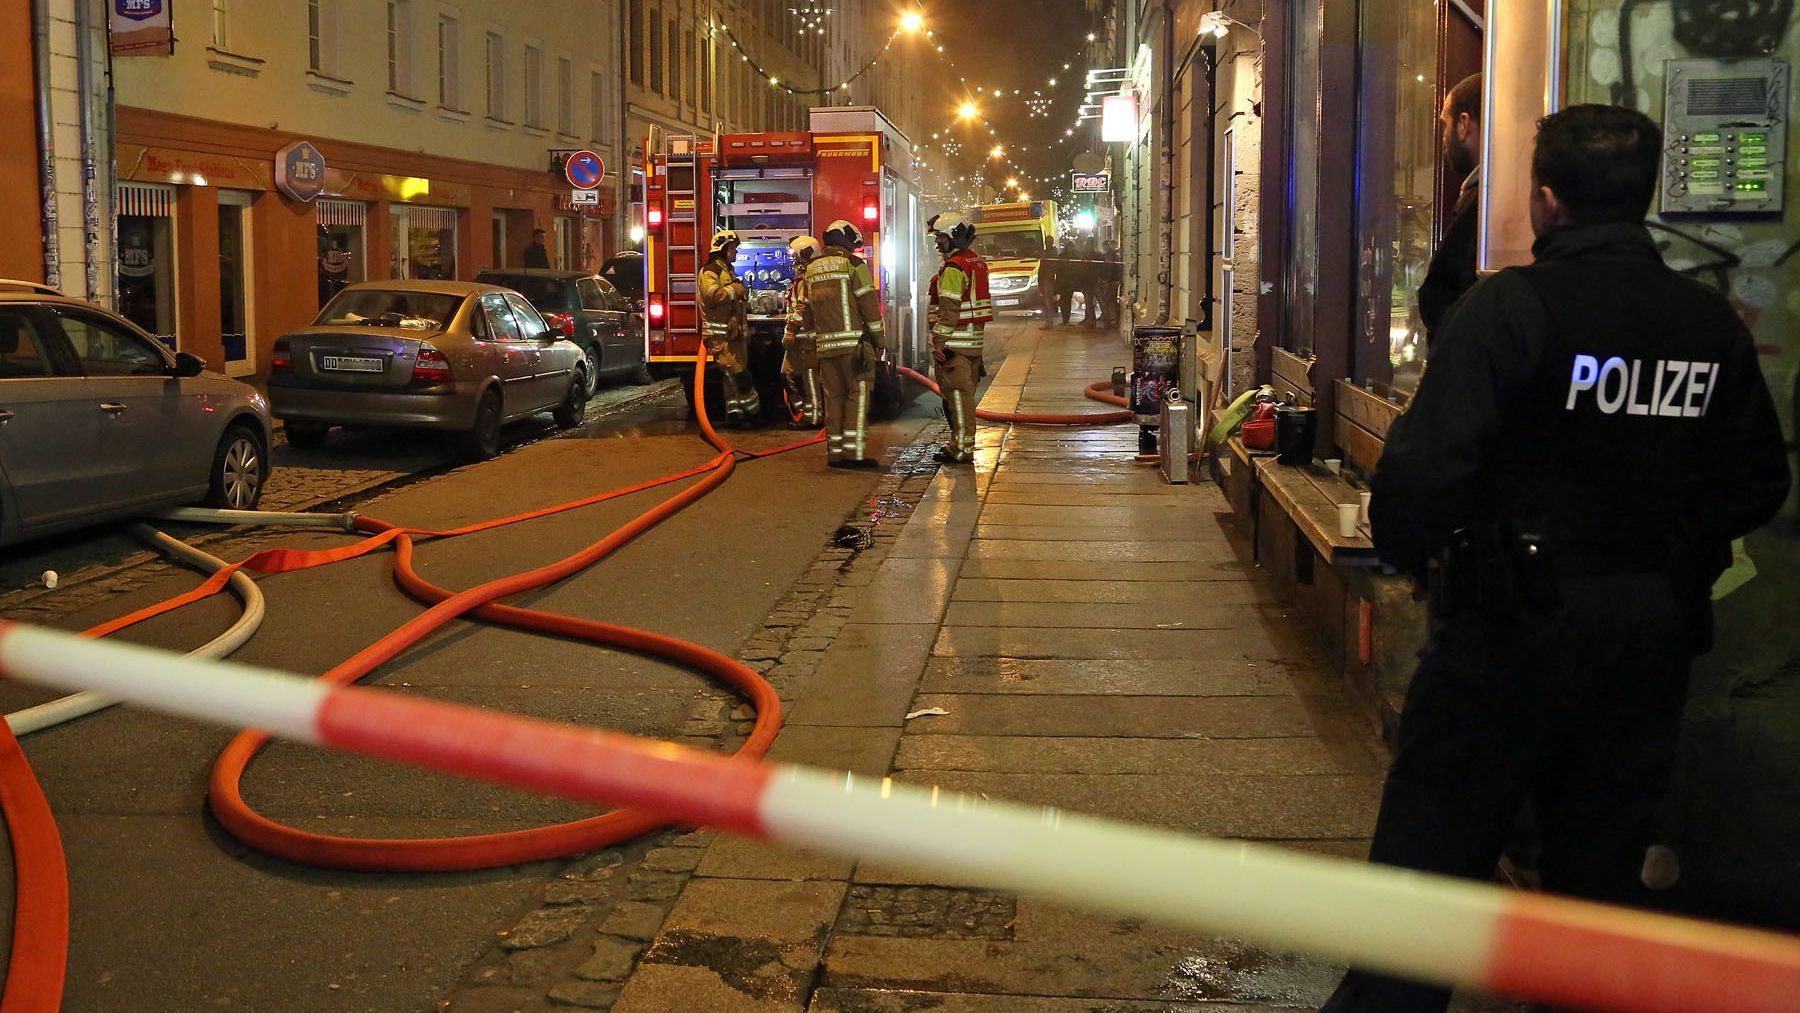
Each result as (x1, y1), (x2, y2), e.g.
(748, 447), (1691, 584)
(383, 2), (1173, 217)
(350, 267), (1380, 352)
(922, 0), (1101, 193)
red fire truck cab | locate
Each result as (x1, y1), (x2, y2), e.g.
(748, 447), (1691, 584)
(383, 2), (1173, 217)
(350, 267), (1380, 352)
(643, 106), (927, 417)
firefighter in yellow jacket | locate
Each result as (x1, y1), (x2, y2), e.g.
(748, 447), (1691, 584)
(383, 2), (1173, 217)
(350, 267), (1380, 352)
(696, 229), (761, 425)
(926, 212), (991, 463)
(781, 235), (823, 429)
(798, 220), (885, 468)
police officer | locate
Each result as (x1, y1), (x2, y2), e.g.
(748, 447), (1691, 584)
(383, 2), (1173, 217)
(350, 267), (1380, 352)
(696, 229), (761, 425)
(926, 211), (991, 464)
(781, 236), (823, 429)
(1321, 104), (1790, 1012)
(798, 220), (886, 468)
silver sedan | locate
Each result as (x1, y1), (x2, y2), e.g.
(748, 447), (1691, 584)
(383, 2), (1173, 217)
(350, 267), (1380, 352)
(267, 281), (591, 459)
(0, 284), (273, 548)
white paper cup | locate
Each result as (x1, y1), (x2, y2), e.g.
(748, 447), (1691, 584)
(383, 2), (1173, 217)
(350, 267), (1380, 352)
(1358, 491), (1373, 525)
(1337, 503), (1360, 539)
(1323, 458), (1342, 475)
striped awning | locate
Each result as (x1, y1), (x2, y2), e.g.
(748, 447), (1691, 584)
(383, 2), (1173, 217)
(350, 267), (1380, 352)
(317, 198), (366, 227)
(118, 183), (174, 217)
(401, 205), (459, 231)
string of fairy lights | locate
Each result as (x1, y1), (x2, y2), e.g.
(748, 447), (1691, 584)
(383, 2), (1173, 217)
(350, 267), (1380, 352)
(710, 4), (1103, 209)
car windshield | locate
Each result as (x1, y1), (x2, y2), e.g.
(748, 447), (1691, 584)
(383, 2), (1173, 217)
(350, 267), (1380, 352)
(973, 231), (1046, 259)
(315, 290), (462, 329)
(601, 258), (643, 298)
(482, 275), (571, 312)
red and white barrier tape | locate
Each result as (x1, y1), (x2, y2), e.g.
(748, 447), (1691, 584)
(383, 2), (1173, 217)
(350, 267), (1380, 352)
(3, 619), (1796, 1013)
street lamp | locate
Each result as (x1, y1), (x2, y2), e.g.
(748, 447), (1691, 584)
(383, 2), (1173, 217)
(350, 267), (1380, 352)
(989, 144), (1005, 159)
(1006, 177), (1019, 187)
(900, 10), (924, 33)
(958, 101), (979, 119)
(1197, 11), (1260, 37)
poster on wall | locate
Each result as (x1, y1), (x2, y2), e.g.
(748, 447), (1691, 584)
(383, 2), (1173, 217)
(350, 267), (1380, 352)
(110, 0), (174, 57)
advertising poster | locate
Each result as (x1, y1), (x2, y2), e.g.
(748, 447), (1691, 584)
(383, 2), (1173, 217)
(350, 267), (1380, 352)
(110, 0), (174, 57)
(1130, 325), (1182, 424)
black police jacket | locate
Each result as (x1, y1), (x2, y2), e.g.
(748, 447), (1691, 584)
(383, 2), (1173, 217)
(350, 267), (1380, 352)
(1371, 222), (1790, 577)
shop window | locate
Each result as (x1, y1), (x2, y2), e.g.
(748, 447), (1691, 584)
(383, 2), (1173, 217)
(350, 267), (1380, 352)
(116, 214), (176, 349)
(318, 200), (367, 307)
(485, 31), (506, 120)
(217, 196), (251, 368)
(1281, 0), (1321, 359)
(438, 15), (462, 109)
(554, 217), (576, 270)
(1352, 0), (1445, 392)
(392, 205), (458, 280)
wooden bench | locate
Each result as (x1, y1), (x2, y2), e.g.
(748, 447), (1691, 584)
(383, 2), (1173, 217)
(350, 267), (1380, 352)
(1252, 457), (1379, 567)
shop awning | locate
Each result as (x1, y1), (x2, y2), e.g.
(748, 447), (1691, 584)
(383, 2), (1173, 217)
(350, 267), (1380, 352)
(118, 182), (174, 217)
(318, 198), (367, 226)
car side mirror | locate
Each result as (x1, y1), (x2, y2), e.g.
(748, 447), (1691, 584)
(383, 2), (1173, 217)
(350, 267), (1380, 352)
(538, 330), (560, 343)
(172, 352), (206, 377)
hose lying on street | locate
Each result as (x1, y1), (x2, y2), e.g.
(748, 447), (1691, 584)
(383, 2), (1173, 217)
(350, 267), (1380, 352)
(897, 365), (1135, 424)
(5, 621), (1800, 1013)
(4, 525), (268, 736)
(0, 357), (820, 1010)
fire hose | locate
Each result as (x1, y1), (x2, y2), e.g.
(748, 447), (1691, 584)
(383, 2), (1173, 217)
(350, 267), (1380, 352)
(3, 625), (1798, 1013)
(0, 356), (818, 1009)
(897, 365), (1135, 425)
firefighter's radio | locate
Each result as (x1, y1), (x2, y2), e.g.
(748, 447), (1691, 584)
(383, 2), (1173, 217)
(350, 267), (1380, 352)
(1660, 57), (1789, 215)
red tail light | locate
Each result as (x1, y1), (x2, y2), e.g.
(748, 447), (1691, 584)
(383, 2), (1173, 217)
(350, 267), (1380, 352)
(647, 202), (664, 228)
(648, 297), (665, 324)
(545, 311), (577, 337)
(270, 337), (292, 373)
(862, 196), (880, 225)
(411, 343), (454, 385)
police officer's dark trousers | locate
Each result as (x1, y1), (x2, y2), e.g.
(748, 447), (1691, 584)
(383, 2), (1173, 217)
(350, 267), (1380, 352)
(1322, 570), (1690, 1013)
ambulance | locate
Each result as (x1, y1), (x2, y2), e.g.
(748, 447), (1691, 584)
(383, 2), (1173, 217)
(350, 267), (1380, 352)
(642, 107), (927, 417)
(971, 200), (1058, 315)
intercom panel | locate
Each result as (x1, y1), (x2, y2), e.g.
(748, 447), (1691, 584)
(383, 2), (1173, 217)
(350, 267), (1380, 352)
(1661, 57), (1789, 215)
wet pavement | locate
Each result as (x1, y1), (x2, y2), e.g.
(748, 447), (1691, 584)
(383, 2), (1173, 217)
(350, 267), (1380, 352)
(593, 325), (1523, 1011)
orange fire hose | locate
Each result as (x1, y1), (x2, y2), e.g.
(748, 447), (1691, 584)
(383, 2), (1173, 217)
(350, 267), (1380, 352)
(898, 365), (1134, 424)
(0, 357), (820, 1009)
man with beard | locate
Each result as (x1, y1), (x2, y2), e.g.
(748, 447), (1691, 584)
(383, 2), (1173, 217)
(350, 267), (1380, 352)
(1418, 73), (1482, 344)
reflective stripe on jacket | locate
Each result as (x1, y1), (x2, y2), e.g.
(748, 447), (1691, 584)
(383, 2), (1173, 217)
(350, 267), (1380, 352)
(799, 247), (885, 356)
(697, 259), (746, 342)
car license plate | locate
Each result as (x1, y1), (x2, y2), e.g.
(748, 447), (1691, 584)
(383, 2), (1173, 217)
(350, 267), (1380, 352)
(320, 355), (385, 373)
(997, 298), (1020, 308)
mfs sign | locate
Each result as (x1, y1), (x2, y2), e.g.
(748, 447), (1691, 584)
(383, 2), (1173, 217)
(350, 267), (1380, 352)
(275, 141), (328, 203)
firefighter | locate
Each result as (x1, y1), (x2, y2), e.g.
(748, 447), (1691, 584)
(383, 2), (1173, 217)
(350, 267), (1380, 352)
(696, 229), (761, 425)
(926, 211), (991, 464)
(781, 235), (824, 429)
(799, 220), (885, 468)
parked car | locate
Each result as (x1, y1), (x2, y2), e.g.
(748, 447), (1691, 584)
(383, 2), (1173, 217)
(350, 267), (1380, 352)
(598, 251), (644, 308)
(475, 268), (651, 395)
(267, 280), (589, 460)
(0, 282), (272, 547)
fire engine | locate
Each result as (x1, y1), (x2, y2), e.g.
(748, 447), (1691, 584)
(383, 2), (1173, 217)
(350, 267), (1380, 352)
(642, 107), (928, 417)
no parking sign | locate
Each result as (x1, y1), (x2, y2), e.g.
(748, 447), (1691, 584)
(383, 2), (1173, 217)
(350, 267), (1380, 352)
(565, 150), (606, 190)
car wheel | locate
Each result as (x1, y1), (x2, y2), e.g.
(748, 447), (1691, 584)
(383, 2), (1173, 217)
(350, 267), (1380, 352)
(631, 355), (655, 386)
(581, 343), (602, 397)
(462, 389), (503, 460)
(284, 421), (329, 450)
(205, 423), (268, 511)
(554, 371), (590, 429)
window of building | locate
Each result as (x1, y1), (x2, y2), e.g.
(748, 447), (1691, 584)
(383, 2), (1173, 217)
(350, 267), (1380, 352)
(438, 15), (462, 108)
(628, 0), (644, 85)
(557, 56), (574, 135)
(524, 44), (544, 127)
(683, 29), (695, 107)
(669, 21), (681, 102)
(306, 0), (341, 76)
(590, 69), (606, 142)
(210, 0), (228, 50)
(486, 31), (506, 120)
(649, 7), (664, 94)
(387, 0), (415, 96)
(392, 205), (459, 279)
(700, 34), (711, 112)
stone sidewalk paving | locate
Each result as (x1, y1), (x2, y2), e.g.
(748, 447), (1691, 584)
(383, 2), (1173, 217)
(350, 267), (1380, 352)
(566, 330), (1518, 1011)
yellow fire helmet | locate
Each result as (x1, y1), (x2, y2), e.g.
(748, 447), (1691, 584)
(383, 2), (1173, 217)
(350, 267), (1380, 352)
(709, 229), (742, 255)
(823, 219), (863, 250)
(787, 235), (823, 264)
